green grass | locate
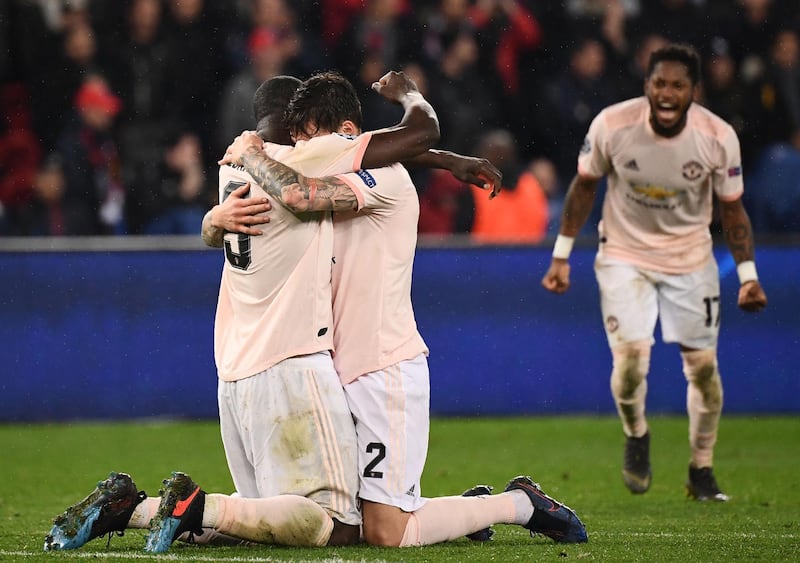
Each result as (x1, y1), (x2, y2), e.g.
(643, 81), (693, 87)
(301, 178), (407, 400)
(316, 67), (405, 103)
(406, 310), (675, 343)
(1, 415), (798, 562)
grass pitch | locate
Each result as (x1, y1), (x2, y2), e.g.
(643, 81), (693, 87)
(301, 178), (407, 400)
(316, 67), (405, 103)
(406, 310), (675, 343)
(1, 415), (798, 562)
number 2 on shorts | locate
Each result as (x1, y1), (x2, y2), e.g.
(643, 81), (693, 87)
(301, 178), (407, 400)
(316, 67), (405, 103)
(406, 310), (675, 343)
(363, 442), (386, 478)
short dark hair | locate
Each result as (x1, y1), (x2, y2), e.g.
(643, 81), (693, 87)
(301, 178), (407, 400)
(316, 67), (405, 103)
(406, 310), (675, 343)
(647, 44), (702, 85)
(252, 75), (302, 123)
(285, 71), (363, 138)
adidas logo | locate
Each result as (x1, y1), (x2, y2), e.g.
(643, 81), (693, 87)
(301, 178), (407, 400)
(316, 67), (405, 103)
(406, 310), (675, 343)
(405, 484), (416, 496)
(624, 159), (639, 171)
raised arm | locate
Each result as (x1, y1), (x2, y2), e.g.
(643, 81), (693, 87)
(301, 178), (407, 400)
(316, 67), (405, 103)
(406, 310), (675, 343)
(718, 197), (767, 312)
(541, 174), (601, 294)
(359, 71), (440, 169)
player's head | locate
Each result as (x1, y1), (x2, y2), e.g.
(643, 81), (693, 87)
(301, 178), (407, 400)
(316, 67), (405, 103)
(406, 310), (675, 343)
(644, 43), (701, 138)
(253, 75), (302, 145)
(285, 71), (363, 142)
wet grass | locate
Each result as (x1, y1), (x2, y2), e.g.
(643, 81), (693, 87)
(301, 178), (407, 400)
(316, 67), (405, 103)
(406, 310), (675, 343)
(1, 415), (798, 562)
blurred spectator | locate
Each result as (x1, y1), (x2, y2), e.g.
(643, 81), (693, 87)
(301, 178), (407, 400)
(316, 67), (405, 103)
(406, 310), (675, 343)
(0, 1), (10, 83)
(544, 36), (617, 181)
(700, 36), (748, 143)
(469, 0), (542, 95)
(613, 33), (669, 100)
(636, 0), (703, 49)
(713, 0), (798, 84)
(320, 0), (365, 48)
(468, 0), (543, 148)
(426, 29), (501, 155)
(333, 0), (420, 88)
(104, 0), (169, 124)
(565, 0), (639, 56)
(162, 0), (226, 154)
(745, 143), (800, 232)
(4, 2), (57, 161)
(419, 0), (476, 72)
(527, 156), (564, 236)
(417, 169), (474, 235)
(10, 153), (96, 236)
(2, 0), (799, 235)
(31, 16), (102, 150)
(470, 129), (548, 243)
(55, 77), (126, 235)
(743, 28), (800, 161)
(0, 83), (40, 227)
(104, 0), (175, 236)
(216, 28), (291, 155)
(128, 131), (210, 235)
(563, 0), (636, 134)
(244, 0), (330, 78)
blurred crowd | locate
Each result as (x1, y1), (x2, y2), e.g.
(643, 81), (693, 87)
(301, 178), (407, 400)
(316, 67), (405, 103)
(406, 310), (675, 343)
(1, 0), (799, 238)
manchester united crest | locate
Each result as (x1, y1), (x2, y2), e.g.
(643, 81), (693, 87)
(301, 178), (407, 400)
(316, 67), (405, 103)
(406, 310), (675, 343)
(681, 160), (703, 180)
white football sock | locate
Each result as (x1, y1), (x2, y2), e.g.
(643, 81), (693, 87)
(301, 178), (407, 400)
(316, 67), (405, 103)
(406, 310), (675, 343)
(683, 348), (722, 468)
(399, 493), (516, 546)
(204, 493), (333, 547)
(611, 341), (651, 437)
(127, 497), (160, 529)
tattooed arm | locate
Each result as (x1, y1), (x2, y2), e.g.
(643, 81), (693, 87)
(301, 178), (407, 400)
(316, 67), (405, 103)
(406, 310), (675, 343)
(718, 197), (755, 263)
(718, 197), (767, 312)
(557, 175), (600, 237)
(541, 174), (600, 294)
(240, 145), (358, 213)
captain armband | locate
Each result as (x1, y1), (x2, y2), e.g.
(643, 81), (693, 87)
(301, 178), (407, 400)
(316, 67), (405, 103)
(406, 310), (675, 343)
(736, 261), (758, 284)
(552, 235), (575, 260)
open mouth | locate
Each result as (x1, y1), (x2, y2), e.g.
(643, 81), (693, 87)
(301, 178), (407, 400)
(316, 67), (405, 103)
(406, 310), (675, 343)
(654, 103), (679, 125)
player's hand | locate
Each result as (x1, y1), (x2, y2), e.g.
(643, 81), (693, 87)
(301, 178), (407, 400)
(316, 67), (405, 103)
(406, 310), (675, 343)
(218, 131), (264, 166)
(541, 259), (571, 294)
(211, 183), (271, 235)
(448, 156), (503, 198)
(371, 71), (418, 104)
(737, 280), (767, 312)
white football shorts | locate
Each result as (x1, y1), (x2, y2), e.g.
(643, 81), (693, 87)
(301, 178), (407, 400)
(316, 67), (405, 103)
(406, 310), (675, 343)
(594, 254), (721, 350)
(217, 351), (360, 526)
(343, 353), (430, 513)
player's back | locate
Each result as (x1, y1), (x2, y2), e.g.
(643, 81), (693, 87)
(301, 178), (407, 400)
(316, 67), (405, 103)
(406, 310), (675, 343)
(214, 133), (373, 381)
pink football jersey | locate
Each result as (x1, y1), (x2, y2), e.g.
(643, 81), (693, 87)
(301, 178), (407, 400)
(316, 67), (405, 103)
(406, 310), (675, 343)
(330, 164), (429, 384)
(578, 97), (744, 273)
(214, 133), (372, 381)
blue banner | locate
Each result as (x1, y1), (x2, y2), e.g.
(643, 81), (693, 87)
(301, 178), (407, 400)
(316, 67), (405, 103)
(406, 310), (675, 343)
(1, 242), (797, 421)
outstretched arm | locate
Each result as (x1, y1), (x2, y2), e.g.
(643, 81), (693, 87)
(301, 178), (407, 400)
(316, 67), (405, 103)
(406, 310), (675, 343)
(541, 174), (600, 294)
(718, 197), (767, 312)
(240, 146), (358, 213)
(405, 149), (503, 198)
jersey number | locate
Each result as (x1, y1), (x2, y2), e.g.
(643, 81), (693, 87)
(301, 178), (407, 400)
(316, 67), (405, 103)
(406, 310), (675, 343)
(222, 181), (251, 270)
(703, 295), (721, 327)
(363, 442), (386, 479)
